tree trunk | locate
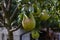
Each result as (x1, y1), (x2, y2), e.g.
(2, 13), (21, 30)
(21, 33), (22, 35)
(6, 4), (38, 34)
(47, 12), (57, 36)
(8, 31), (13, 40)
(46, 27), (50, 40)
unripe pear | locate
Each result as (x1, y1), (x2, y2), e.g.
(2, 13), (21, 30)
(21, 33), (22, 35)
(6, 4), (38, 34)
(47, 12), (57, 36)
(22, 13), (36, 31)
(40, 10), (50, 21)
(31, 31), (40, 39)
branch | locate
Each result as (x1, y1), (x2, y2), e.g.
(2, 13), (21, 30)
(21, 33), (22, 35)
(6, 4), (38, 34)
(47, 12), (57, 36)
(10, 4), (20, 20)
(9, 23), (22, 32)
(0, 19), (4, 27)
(0, 11), (4, 27)
(1, 1), (6, 13)
(7, 0), (12, 11)
(0, 12), (9, 28)
(0, 19), (9, 28)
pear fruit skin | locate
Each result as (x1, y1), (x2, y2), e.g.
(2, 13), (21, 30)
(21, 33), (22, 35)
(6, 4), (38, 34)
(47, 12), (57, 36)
(40, 13), (50, 21)
(31, 31), (40, 39)
(22, 14), (36, 31)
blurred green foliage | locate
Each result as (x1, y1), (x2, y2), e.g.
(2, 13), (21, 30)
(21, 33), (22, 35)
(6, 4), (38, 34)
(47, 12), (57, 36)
(18, 0), (60, 31)
(0, 0), (60, 31)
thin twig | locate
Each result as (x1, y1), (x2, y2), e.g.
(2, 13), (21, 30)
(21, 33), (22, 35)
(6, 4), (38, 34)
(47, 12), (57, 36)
(1, 1), (6, 13)
(9, 23), (22, 32)
(10, 4), (20, 20)
(7, 0), (12, 11)
(0, 21), (4, 25)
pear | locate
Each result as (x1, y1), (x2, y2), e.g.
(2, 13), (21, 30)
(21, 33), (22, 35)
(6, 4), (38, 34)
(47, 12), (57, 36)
(22, 13), (36, 31)
(31, 31), (40, 39)
(40, 10), (50, 21)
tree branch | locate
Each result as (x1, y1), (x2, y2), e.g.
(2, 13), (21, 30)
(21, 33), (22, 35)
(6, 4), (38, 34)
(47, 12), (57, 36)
(10, 4), (20, 20)
(7, 0), (12, 11)
(0, 11), (4, 26)
(1, 1), (6, 13)
(0, 18), (9, 28)
(9, 23), (22, 32)
(0, 21), (4, 27)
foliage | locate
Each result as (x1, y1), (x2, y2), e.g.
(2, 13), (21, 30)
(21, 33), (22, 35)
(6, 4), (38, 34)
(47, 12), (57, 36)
(18, 0), (60, 31)
(0, 0), (60, 40)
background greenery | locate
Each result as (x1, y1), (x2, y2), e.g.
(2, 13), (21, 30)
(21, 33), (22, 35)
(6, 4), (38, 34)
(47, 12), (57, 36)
(0, 0), (60, 40)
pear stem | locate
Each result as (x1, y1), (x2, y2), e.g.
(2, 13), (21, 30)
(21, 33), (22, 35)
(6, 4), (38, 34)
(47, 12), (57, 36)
(24, 13), (28, 18)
